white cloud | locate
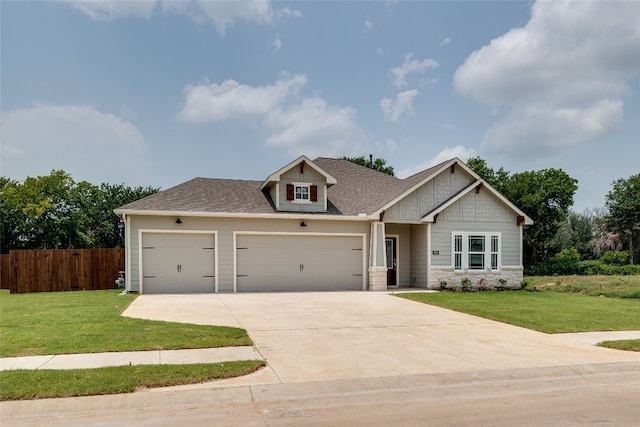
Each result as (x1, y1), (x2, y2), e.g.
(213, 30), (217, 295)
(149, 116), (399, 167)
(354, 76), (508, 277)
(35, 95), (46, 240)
(264, 98), (367, 158)
(380, 89), (419, 123)
(1, 104), (148, 184)
(65, 1), (301, 36)
(273, 36), (282, 51)
(439, 37), (451, 46)
(390, 53), (439, 89)
(453, 0), (640, 158)
(162, 0), (274, 36)
(177, 75), (369, 157)
(177, 74), (307, 122)
(63, 0), (156, 20)
(482, 100), (623, 157)
(397, 146), (477, 178)
(364, 17), (373, 31)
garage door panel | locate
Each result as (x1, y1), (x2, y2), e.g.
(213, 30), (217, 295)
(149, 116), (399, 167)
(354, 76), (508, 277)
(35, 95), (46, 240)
(237, 234), (363, 292)
(142, 233), (215, 294)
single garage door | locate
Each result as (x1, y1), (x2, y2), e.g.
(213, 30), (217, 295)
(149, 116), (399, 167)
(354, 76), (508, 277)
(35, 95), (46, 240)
(236, 234), (364, 292)
(142, 233), (215, 294)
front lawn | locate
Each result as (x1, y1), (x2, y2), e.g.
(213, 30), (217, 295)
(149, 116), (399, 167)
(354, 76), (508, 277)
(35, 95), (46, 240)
(398, 291), (640, 334)
(0, 361), (265, 400)
(598, 339), (640, 352)
(0, 289), (263, 400)
(0, 289), (252, 357)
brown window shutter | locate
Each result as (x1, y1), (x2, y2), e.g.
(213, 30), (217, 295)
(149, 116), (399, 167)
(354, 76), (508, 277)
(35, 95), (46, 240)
(310, 185), (318, 202)
(286, 184), (294, 200)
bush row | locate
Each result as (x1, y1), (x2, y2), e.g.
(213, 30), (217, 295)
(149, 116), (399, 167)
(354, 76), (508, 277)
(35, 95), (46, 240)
(525, 260), (640, 276)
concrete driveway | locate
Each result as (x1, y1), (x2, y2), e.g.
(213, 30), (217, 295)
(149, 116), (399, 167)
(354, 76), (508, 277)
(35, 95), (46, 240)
(122, 291), (639, 384)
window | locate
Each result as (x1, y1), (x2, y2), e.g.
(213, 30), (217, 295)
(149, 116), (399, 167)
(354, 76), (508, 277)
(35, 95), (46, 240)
(468, 235), (485, 270)
(286, 183), (318, 203)
(452, 233), (500, 271)
(454, 234), (463, 271)
(491, 235), (499, 270)
(295, 184), (309, 201)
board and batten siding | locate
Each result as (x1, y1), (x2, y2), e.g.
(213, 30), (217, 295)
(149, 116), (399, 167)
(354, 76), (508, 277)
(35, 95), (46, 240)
(409, 223), (428, 287)
(127, 215), (370, 292)
(385, 168), (475, 223)
(277, 166), (327, 212)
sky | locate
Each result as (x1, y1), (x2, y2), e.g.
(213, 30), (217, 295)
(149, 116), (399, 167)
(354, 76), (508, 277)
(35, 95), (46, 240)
(2, 0), (639, 213)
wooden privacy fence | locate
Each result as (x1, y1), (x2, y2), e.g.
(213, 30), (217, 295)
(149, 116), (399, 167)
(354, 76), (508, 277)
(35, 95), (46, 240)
(1, 248), (125, 294)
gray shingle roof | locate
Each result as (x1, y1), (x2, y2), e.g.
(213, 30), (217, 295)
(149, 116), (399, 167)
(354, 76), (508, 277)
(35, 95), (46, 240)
(116, 157), (450, 216)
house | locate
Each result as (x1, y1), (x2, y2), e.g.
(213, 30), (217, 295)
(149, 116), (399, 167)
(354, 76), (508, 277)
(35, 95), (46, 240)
(114, 156), (532, 294)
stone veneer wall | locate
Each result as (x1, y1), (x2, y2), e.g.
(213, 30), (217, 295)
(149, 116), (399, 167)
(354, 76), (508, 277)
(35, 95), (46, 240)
(428, 266), (524, 290)
(368, 267), (388, 291)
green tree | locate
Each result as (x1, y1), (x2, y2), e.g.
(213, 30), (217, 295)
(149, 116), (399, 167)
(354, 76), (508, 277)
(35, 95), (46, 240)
(0, 177), (21, 253)
(2, 170), (76, 249)
(1, 171), (158, 251)
(549, 209), (597, 260)
(604, 174), (640, 264)
(342, 156), (395, 176)
(467, 157), (578, 266)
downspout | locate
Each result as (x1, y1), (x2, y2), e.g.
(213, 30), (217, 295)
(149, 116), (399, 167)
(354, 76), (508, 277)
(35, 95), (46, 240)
(121, 213), (131, 292)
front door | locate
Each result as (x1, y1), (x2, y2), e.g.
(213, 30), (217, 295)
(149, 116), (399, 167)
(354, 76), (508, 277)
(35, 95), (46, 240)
(386, 237), (397, 287)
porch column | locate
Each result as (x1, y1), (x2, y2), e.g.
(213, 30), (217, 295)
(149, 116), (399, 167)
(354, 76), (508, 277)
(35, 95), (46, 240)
(368, 221), (388, 291)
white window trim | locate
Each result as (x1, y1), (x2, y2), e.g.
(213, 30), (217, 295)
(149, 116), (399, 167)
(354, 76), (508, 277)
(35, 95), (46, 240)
(452, 232), (501, 272)
(292, 182), (312, 204)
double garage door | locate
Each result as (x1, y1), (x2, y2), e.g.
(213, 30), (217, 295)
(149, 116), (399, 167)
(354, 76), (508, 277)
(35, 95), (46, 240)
(141, 232), (364, 293)
(236, 234), (365, 292)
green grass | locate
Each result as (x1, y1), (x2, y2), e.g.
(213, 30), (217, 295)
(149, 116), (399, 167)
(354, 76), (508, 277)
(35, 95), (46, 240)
(398, 291), (640, 334)
(0, 289), (252, 357)
(0, 360), (265, 401)
(598, 339), (640, 352)
(523, 275), (640, 299)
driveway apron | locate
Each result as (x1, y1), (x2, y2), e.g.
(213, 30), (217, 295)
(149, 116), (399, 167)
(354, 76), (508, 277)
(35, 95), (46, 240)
(122, 292), (640, 384)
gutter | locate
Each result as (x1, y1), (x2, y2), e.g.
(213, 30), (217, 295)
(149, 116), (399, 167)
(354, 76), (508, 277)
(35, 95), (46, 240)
(112, 209), (374, 222)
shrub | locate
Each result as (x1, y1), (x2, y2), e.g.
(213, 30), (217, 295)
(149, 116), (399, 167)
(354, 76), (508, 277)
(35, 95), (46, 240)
(599, 251), (629, 266)
(460, 277), (472, 292)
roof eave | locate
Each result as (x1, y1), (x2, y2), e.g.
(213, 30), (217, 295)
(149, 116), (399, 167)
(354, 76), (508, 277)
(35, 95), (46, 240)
(113, 208), (371, 222)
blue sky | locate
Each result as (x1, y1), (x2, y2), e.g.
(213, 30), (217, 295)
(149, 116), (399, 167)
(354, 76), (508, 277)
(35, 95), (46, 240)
(2, 1), (639, 212)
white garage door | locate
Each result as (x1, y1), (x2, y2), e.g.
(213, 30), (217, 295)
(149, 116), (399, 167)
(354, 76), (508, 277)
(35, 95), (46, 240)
(142, 233), (215, 294)
(236, 234), (364, 292)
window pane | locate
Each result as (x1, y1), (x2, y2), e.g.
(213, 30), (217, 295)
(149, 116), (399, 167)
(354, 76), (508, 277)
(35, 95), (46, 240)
(469, 236), (484, 252)
(295, 186), (309, 200)
(491, 253), (498, 270)
(469, 254), (484, 269)
(454, 235), (462, 252)
(491, 235), (499, 253)
(455, 253), (462, 270)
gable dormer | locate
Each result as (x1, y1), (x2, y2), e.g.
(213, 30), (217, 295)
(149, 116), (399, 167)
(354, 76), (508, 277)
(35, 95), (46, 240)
(260, 156), (337, 212)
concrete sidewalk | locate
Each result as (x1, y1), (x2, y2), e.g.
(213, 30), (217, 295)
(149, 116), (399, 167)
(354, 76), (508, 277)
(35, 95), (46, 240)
(0, 346), (262, 371)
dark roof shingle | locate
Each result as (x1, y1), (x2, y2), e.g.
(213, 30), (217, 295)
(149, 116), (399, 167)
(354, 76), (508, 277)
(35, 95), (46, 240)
(116, 157), (451, 216)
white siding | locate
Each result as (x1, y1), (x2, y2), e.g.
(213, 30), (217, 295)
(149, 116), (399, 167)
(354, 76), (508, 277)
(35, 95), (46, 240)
(127, 216), (370, 293)
(409, 224), (428, 287)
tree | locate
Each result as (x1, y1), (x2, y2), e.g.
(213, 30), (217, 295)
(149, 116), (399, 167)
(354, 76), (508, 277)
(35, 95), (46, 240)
(342, 156), (395, 176)
(549, 209), (598, 260)
(0, 171), (159, 251)
(604, 174), (640, 264)
(467, 157), (578, 266)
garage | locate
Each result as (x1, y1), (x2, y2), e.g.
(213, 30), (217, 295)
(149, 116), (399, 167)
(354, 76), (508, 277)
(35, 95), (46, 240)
(142, 233), (215, 294)
(236, 234), (365, 292)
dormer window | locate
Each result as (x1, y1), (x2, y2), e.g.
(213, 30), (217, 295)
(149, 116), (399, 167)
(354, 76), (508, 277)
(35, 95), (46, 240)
(287, 183), (318, 203)
(295, 183), (310, 202)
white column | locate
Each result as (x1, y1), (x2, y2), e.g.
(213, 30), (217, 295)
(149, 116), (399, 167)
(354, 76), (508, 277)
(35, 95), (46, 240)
(368, 221), (387, 291)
